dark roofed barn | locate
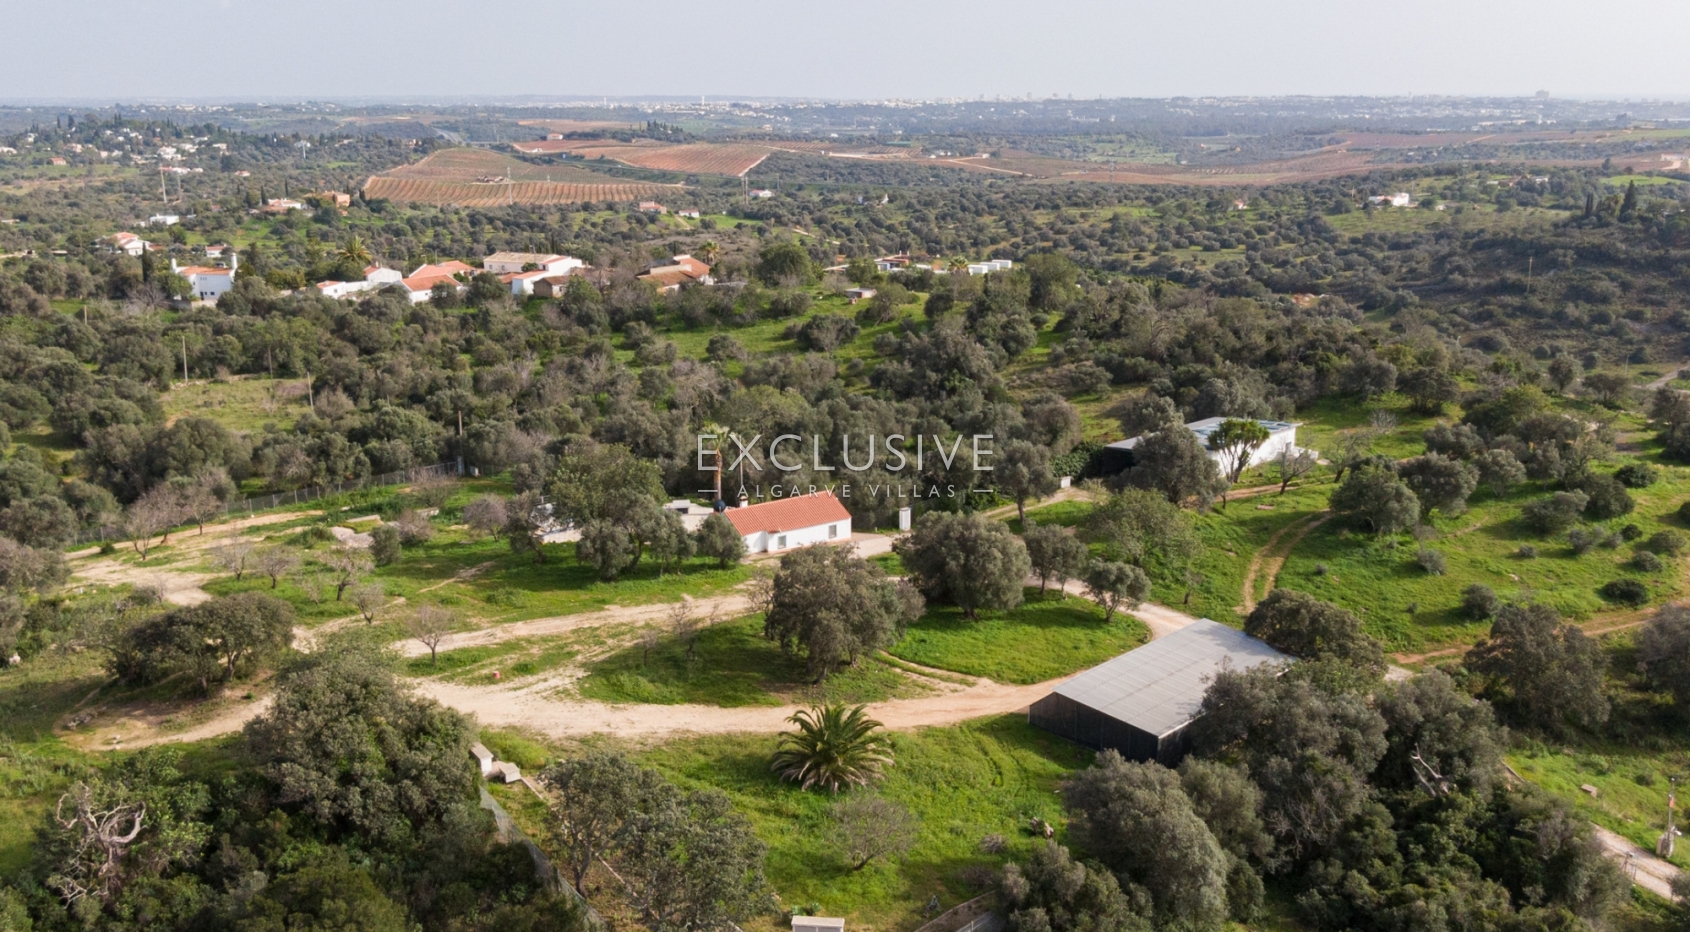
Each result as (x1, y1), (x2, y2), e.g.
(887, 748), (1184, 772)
(1028, 619), (1288, 765)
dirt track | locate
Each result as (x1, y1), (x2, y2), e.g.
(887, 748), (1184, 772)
(69, 510), (322, 606)
(1239, 511), (1332, 613)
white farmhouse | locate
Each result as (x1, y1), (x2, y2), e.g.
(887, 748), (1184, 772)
(1106, 417), (1305, 474)
(724, 492), (852, 555)
(107, 232), (148, 256)
(482, 251), (583, 276)
(172, 254), (237, 302)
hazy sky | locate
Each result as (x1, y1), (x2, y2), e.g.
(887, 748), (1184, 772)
(5, 0), (1688, 102)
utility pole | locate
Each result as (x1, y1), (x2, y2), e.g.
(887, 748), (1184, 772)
(306, 373), (313, 410)
(1526, 255), (1533, 297)
(181, 335), (188, 383)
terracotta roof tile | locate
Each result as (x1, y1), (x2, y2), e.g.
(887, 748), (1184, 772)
(724, 492), (851, 536)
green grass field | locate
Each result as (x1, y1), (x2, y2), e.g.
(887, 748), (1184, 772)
(889, 589), (1145, 684)
(206, 525), (753, 634)
(162, 376), (309, 432)
(639, 714), (1091, 931)
(576, 615), (930, 707)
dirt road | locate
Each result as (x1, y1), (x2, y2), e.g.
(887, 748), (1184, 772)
(392, 592), (756, 658)
(1592, 824), (1681, 900)
(416, 670), (1065, 739)
(1643, 363), (1688, 392)
(1239, 511), (1332, 613)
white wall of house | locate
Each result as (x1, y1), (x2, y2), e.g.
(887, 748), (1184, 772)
(742, 517), (852, 555)
(317, 280), (375, 299)
(1207, 426), (1300, 474)
(186, 271), (233, 301)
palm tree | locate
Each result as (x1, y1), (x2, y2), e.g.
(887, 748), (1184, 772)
(770, 704), (893, 793)
(697, 240), (720, 265)
(946, 256), (969, 274)
(337, 234), (371, 268)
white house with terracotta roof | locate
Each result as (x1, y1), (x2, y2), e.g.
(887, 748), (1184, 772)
(172, 253), (237, 302)
(724, 491), (852, 555)
(107, 232), (148, 257)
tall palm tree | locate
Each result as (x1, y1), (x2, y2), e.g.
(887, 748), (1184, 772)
(697, 240), (720, 266)
(770, 704), (893, 793)
(947, 256), (969, 274)
(337, 234), (371, 269)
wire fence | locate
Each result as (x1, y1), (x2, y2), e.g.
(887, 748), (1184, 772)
(74, 461), (462, 547)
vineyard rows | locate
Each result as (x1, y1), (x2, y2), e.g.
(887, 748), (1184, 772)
(363, 177), (678, 207)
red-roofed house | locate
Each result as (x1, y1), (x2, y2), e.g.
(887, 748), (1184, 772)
(408, 261), (475, 279)
(723, 491), (852, 554)
(107, 232), (148, 256)
(637, 254), (713, 292)
(172, 254), (237, 301)
(400, 272), (464, 305)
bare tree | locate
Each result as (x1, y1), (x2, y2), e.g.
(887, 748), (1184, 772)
(349, 581), (386, 624)
(209, 536), (255, 581)
(832, 796), (918, 871)
(746, 567), (777, 617)
(639, 626), (662, 666)
(122, 489), (178, 559)
(319, 547), (374, 601)
(669, 595), (701, 664)
(1274, 446), (1320, 494)
(47, 784), (145, 906)
(177, 472), (230, 534)
(409, 472), (459, 509)
(407, 604), (454, 665)
(391, 508), (435, 545)
(462, 494), (508, 540)
(252, 546), (300, 590)
(298, 567), (331, 606)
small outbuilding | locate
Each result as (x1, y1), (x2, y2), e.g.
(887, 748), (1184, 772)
(470, 742), (496, 778)
(1029, 619), (1288, 765)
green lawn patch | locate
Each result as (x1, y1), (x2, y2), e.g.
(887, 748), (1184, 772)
(889, 589), (1146, 684)
(577, 616), (927, 707)
(1279, 463), (1690, 652)
(639, 715), (1091, 931)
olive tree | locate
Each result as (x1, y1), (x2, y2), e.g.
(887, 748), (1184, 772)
(897, 511), (1030, 619)
(764, 546), (923, 679)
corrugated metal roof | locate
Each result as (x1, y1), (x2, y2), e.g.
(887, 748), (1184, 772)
(1051, 619), (1288, 737)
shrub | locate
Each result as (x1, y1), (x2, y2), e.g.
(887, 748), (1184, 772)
(1632, 551), (1664, 573)
(392, 508), (435, 545)
(1678, 500), (1690, 525)
(1416, 548), (1448, 575)
(1600, 578), (1650, 607)
(1517, 545), (1538, 559)
(1566, 528), (1600, 555)
(1644, 529), (1688, 556)
(1522, 491), (1589, 536)
(1578, 474), (1635, 520)
(370, 524), (401, 566)
(1615, 463), (1658, 488)
(1462, 584), (1501, 621)
(1619, 523), (1644, 542)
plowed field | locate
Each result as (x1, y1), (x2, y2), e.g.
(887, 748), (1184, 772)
(514, 139), (770, 176)
(364, 148), (680, 206)
(363, 177), (677, 207)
